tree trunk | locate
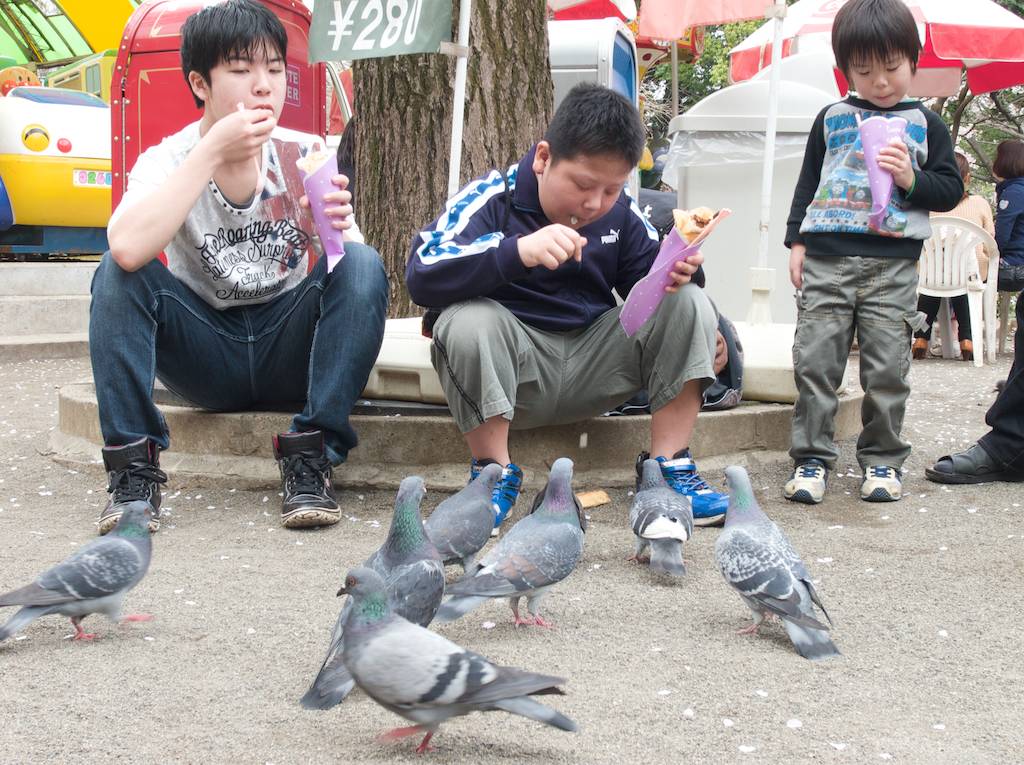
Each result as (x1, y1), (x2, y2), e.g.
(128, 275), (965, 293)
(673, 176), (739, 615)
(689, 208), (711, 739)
(355, 0), (553, 318)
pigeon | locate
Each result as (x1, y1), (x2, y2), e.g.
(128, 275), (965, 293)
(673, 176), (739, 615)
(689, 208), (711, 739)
(714, 466), (840, 660)
(0, 501), (153, 642)
(300, 476), (445, 710)
(435, 457), (584, 627)
(338, 566), (577, 753)
(628, 458), (693, 577)
(424, 463), (502, 571)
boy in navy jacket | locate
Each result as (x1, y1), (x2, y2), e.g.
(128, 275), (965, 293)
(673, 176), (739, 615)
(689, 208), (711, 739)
(406, 83), (726, 529)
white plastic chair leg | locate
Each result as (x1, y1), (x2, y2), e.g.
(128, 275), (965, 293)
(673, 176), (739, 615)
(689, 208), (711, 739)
(998, 292), (1012, 355)
(967, 290), (984, 367)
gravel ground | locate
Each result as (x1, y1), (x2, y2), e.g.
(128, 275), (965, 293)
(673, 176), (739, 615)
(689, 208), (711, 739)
(0, 351), (1021, 764)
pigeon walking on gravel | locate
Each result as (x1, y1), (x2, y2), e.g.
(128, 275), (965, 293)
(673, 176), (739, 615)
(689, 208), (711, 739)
(0, 501), (153, 642)
(715, 466), (839, 660)
(338, 566), (577, 753)
(629, 458), (693, 577)
(424, 463), (502, 571)
(300, 476), (445, 710)
(435, 457), (584, 627)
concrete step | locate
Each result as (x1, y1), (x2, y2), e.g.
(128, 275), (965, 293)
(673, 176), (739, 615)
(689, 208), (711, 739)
(0, 332), (89, 361)
(48, 380), (865, 490)
(0, 295), (91, 336)
(0, 262), (98, 296)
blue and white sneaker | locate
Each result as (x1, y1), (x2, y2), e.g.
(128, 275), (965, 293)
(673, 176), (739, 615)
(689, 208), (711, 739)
(635, 450), (728, 527)
(470, 459), (524, 535)
(784, 460), (828, 504)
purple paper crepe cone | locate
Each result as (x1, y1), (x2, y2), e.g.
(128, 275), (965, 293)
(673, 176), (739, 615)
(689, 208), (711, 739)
(859, 115), (907, 229)
(297, 155), (345, 273)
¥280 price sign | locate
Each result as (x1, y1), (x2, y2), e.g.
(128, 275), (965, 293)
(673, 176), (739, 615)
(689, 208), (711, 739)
(309, 0), (453, 62)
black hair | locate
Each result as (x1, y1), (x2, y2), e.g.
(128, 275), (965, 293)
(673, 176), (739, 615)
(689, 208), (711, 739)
(544, 82), (644, 167)
(832, 0), (921, 77)
(181, 0), (288, 108)
(993, 139), (1024, 180)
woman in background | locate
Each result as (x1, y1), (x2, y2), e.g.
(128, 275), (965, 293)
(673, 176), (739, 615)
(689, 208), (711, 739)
(993, 139), (1024, 294)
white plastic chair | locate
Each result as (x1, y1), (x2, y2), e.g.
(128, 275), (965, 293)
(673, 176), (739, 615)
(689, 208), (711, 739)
(919, 216), (999, 367)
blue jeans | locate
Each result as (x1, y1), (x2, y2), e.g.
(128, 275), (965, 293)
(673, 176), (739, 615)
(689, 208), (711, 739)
(89, 244), (388, 465)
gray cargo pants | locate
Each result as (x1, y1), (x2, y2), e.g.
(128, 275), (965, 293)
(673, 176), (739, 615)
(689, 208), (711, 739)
(790, 254), (926, 470)
(430, 284), (718, 434)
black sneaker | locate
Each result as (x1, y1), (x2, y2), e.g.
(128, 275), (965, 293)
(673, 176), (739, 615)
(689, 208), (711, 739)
(274, 431), (341, 529)
(98, 437), (166, 535)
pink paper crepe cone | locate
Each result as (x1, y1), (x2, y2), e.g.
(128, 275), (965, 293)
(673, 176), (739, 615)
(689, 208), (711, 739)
(619, 209), (731, 337)
(859, 115), (907, 229)
(296, 152), (345, 273)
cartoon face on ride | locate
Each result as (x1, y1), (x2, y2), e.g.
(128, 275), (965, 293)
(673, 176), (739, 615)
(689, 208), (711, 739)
(0, 86), (111, 231)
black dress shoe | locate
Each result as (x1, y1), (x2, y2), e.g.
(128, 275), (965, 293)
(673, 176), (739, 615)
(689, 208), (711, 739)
(925, 443), (1024, 485)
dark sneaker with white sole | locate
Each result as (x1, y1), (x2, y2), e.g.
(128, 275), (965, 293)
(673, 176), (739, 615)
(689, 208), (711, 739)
(274, 431), (341, 529)
(98, 437), (166, 535)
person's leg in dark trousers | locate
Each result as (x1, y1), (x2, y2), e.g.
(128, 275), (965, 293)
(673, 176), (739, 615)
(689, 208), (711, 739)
(89, 252), (258, 532)
(249, 243), (388, 464)
(979, 291), (1024, 472)
(927, 290), (1024, 482)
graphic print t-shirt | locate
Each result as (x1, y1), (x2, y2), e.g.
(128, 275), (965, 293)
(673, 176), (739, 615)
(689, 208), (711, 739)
(111, 121), (361, 309)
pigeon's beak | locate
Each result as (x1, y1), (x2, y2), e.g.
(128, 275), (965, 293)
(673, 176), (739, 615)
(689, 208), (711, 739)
(336, 585), (348, 596)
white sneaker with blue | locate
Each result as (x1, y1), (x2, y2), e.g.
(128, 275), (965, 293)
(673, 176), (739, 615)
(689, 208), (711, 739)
(784, 460), (828, 504)
(635, 449), (727, 526)
(860, 465), (902, 502)
(470, 459), (524, 536)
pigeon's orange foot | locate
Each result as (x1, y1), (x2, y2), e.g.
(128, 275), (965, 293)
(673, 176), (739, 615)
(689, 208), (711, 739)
(414, 732), (435, 754)
(377, 725), (426, 743)
(121, 613), (154, 623)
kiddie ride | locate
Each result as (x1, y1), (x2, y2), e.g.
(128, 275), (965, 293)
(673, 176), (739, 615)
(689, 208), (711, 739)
(0, 0), (129, 258)
(0, 84), (111, 256)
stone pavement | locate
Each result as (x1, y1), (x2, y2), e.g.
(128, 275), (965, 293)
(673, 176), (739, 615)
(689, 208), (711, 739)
(0, 351), (1021, 763)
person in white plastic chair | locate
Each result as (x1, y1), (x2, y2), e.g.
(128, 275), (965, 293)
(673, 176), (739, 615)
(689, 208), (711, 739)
(913, 152), (995, 362)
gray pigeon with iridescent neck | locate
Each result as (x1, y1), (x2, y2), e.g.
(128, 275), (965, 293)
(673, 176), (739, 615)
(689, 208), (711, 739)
(0, 501), (153, 642)
(424, 463), (502, 571)
(629, 458), (693, 577)
(300, 476), (444, 710)
(338, 566), (577, 754)
(435, 458), (584, 627)
(715, 466), (839, 660)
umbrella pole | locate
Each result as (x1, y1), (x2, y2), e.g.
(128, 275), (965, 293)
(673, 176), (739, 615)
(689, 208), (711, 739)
(671, 42), (679, 118)
(447, 0), (473, 198)
(747, 0), (787, 325)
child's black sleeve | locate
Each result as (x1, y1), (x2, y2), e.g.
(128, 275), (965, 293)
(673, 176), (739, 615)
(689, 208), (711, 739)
(785, 108), (827, 248)
(905, 108), (963, 212)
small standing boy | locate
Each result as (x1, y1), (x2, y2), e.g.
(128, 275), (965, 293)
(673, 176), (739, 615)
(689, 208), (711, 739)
(783, 0), (962, 504)
(406, 83), (728, 529)
(91, 0), (388, 533)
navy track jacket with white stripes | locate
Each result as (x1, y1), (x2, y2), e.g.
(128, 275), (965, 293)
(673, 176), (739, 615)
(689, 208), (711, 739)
(406, 145), (681, 332)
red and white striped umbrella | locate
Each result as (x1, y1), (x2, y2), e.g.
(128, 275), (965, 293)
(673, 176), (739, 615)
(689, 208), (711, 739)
(730, 0), (1024, 96)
